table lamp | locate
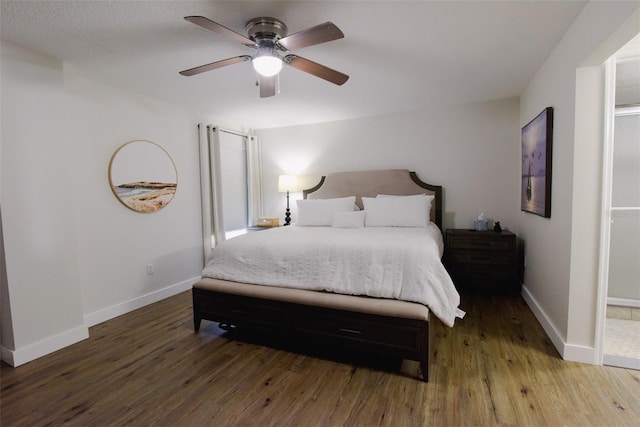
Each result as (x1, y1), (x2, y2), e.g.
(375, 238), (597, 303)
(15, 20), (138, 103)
(278, 175), (298, 226)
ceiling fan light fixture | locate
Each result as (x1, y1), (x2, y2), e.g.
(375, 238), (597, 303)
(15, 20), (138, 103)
(180, 16), (349, 96)
(252, 48), (282, 77)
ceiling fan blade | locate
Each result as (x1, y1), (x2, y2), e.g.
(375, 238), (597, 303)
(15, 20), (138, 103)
(179, 55), (251, 76)
(184, 16), (256, 47)
(278, 22), (344, 51)
(258, 74), (277, 98)
(284, 55), (349, 86)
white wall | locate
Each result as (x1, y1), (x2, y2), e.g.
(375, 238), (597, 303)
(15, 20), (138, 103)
(1, 43), (87, 365)
(64, 66), (204, 323)
(518, 1), (640, 362)
(257, 97), (521, 233)
(0, 42), (243, 365)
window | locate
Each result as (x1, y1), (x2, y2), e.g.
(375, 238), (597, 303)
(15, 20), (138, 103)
(198, 125), (263, 261)
(219, 132), (249, 237)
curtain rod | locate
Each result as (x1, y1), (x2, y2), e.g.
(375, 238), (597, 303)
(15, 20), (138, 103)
(209, 126), (249, 139)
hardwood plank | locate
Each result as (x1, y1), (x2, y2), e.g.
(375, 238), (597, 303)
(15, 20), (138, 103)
(1, 291), (639, 426)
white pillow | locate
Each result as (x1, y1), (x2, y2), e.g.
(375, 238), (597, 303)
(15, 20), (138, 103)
(332, 211), (366, 228)
(376, 193), (434, 222)
(296, 196), (356, 226)
(363, 195), (431, 227)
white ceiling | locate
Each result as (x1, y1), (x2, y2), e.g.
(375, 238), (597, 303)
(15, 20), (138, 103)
(1, 1), (588, 129)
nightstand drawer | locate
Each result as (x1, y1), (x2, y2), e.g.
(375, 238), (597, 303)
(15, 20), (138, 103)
(454, 265), (514, 282)
(451, 251), (513, 265)
(448, 235), (513, 251)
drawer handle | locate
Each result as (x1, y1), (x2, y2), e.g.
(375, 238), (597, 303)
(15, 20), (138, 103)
(338, 327), (363, 335)
(470, 241), (491, 247)
(230, 309), (245, 315)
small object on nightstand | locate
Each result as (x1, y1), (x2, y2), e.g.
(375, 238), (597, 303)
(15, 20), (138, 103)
(257, 217), (279, 227)
(494, 221), (502, 232)
(473, 212), (488, 231)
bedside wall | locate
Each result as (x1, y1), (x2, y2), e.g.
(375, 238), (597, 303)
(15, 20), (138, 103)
(256, 97), (521, 234)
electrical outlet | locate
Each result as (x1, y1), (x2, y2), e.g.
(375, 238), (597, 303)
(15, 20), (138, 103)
(147, 263), (154, 275)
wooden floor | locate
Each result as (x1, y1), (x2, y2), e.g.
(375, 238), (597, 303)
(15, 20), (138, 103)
(2, 291), (639, 426)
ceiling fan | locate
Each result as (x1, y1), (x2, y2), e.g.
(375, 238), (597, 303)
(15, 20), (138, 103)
(179, 16), (349, 98)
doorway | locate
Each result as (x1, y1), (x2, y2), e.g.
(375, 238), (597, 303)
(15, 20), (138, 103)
(601, 35), (640, 370)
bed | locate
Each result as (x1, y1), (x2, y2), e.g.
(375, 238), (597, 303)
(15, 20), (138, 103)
(192, 169), (463, 381)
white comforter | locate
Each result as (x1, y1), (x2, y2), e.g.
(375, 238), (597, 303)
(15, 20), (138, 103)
(202, 224), (465, 326)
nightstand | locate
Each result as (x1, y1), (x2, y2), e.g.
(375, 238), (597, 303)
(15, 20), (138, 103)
(444, 229), (520, 295)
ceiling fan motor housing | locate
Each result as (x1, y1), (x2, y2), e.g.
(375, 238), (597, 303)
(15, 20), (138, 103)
(246, 17), (288, 46)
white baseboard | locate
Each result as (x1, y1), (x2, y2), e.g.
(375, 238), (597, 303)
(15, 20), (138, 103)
(521, 285), (566, 356)
(521, 286), (601, 365)
(563, 343), (598, 364)
(83, 277), (199, 327)
(603, 354), (640, 370)
(1, 277), (199, 368)
(1, 325), (89, 367)
(1, 346), (14, 366)
(607, 297), (640, 309)
(520, 285), (596, 365)
(521, 285), (598, 364)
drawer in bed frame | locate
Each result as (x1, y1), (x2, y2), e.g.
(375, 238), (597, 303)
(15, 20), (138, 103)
(192, 287), (431, 382)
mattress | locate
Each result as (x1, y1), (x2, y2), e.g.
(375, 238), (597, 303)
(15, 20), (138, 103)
(202, 224), (464, 326)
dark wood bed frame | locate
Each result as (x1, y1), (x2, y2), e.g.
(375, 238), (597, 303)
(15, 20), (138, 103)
(193, 170), (443, 381)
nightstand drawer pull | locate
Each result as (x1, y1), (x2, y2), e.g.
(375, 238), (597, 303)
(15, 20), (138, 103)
(338, 327), (363, 335)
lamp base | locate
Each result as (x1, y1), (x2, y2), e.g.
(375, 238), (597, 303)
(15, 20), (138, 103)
(284, 208), (291, 226)
(284, 190), (291, 226)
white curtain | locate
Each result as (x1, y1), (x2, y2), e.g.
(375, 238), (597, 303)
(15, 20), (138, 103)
(219, 132), (249, 232)
(247, 135), (264, 226)
(198, 125), (217, 263)
(198, 124), (263, 263)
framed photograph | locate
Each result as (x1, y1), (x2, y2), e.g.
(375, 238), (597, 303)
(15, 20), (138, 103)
(521, 107), (553, 217)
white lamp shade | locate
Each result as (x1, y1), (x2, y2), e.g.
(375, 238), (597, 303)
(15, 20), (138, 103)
(278, 175), (298, 192)
(253, 55), (283, 77)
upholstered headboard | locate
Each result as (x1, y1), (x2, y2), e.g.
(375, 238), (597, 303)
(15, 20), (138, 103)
(303, 169), (443, 229)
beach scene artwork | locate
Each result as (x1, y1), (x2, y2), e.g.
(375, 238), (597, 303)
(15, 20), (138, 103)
(113, 181), (177, 213)
(521, 107), (553, 217)
(109, 140), (177, 213)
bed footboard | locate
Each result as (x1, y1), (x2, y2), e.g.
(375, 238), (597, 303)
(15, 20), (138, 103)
(192, 280), (431, 382)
